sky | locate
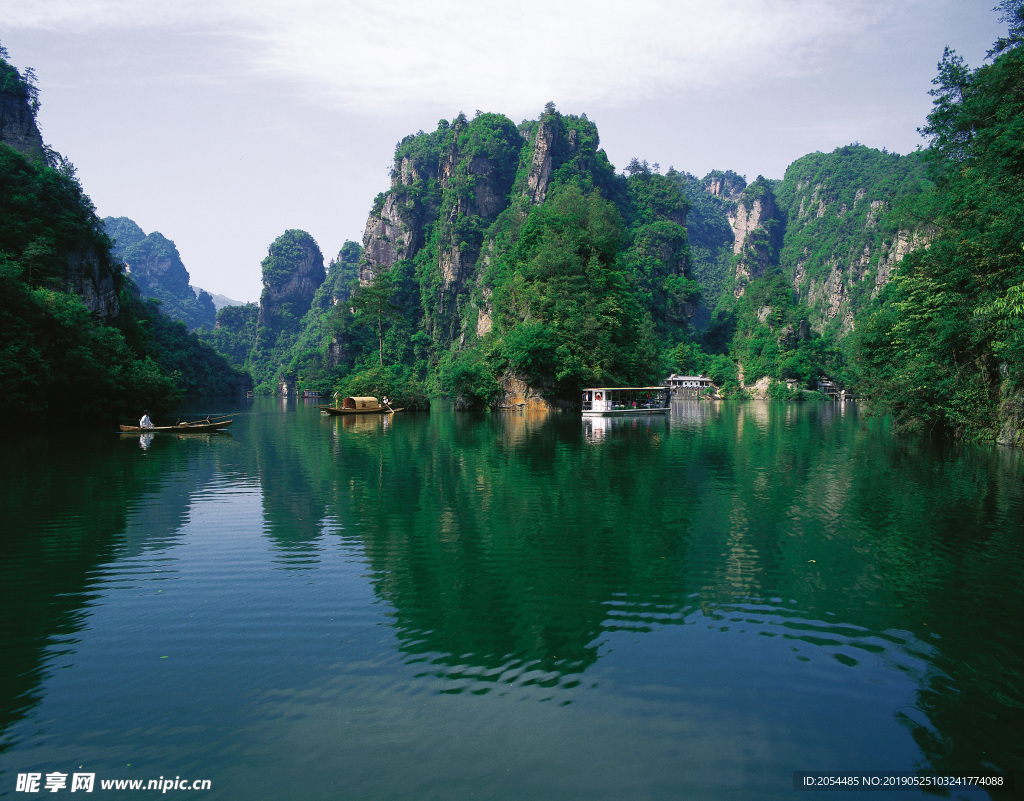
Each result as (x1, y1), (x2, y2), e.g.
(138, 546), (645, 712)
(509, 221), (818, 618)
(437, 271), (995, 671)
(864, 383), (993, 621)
(0, 0), (1008, 302)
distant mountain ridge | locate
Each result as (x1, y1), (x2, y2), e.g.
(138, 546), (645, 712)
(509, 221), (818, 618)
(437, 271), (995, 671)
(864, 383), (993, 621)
(103, 216), (216, 331)
(198, 290), (246, 311)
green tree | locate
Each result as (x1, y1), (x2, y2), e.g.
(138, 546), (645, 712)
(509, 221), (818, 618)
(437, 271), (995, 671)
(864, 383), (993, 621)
(350, 267), (402, 367)
(490, 182), (662, 393)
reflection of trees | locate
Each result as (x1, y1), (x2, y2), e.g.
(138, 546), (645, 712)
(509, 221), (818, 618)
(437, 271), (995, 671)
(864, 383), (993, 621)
(845, 437), (1024, 783)
(323, 402), (1024, 782)
(0, 432), (228, 749)
(325, 410), (699, 682)
(323, 403), (882, 682)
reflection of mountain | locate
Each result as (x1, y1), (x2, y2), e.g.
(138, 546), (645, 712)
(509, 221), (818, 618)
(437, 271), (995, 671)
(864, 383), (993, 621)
(317, 403), (1024, 781)
(318, 410), (688, 681)
(0, 431), (238, 748)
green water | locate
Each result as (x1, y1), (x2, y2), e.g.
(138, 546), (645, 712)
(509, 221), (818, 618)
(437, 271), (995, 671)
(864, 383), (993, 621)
(1, 398), (1022, 800)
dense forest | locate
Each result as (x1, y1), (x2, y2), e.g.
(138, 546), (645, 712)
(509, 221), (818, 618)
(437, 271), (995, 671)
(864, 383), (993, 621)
(2, 3), (1022, 443)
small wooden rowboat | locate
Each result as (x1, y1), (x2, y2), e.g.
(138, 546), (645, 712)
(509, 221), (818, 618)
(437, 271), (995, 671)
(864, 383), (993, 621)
(318, 396), (401, 415)
(119, 420), (233, 433)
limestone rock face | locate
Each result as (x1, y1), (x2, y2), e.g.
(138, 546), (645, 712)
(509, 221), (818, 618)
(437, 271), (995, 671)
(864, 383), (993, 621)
(704, 172), (745, 202)
(0, 86), (45, 163)
(791, 225), (931, 337)
(730, 184), (779, 297)
(362, 190), (423, 274)
(492, 374), (557, 411)
(997, 383), (1024, 447)
(65, 250), (120, 318)
(771, 147), (935, 337)
(360, 112), (527, 344)
(731, 196), (774, 256)
(524, 116), (559, 205)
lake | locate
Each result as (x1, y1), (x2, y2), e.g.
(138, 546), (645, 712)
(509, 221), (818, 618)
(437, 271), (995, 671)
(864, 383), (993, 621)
(1, 398), (1022, 800)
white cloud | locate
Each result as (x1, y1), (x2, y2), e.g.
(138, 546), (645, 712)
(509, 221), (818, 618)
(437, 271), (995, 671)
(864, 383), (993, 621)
(4, 0), (903, 115)
(244, 0), (888, 114)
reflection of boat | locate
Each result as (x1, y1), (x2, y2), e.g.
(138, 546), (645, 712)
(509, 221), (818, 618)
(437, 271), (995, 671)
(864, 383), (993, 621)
(581, 387), (670, 416)
(319, 397), (402, 415)
(119, 420), (233, 433)
(583, 414), (669, 442)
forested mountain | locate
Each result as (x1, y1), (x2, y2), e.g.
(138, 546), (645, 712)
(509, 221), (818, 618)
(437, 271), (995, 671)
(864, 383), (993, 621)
(104, 216), (216, 331)
(857, 25), (1024, 443)
(349, 107), (696, 408)
(201, 234), (362, 393)
(207, 108), (696, 407)
(664, 147), (934, 394)
(210, 44), (1022, 446)
(0, 47), (245, 426)
(664, 5), (1024, 442)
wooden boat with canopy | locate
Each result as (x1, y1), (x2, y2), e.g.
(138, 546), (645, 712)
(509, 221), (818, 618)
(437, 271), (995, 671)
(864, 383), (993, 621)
(319, 396), (402, 415)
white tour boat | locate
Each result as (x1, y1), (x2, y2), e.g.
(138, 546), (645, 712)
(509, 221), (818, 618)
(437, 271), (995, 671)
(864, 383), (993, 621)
(581, 387), (670, 417)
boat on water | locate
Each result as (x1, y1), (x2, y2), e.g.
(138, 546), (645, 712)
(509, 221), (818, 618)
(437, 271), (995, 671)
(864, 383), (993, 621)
(119, 419), (234, 433)
(581, 387), (670, 417)
(319, 396), (401, 415)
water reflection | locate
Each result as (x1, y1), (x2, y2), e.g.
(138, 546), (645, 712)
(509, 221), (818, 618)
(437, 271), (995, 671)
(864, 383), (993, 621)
(670, 398), (720, 429)
(329, 403), (1022, 781)
(582, 413), (672, 442)
(1, 400), (1022, 794)
(0, 429), (239, 748)
(334, 412), (394, 433)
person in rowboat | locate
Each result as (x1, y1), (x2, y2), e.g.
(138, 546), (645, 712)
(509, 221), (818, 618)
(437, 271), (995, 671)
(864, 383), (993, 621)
(139, 411), (154, 429)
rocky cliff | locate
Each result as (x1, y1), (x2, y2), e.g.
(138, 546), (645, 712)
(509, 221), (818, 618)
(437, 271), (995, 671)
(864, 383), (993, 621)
(774, 146), (932, 337)
(729, 178), (779, 297)
(0, 60), (45, 164)
(360, 108), (606, 350)
(681, 146), (932, 340)
(64, 251), (121, 318)
(346, 107), (690, 410)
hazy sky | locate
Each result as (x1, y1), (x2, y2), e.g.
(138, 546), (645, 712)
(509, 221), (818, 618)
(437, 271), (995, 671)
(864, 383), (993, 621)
(0, 0), (1007, 301)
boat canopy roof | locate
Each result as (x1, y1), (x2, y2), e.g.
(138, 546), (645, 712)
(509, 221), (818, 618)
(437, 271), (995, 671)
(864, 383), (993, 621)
(342, 396), (381, 408)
